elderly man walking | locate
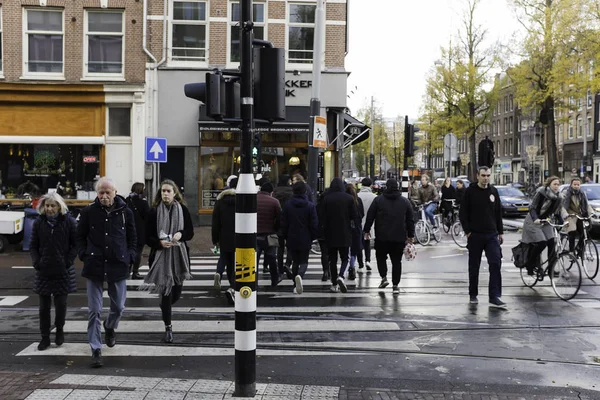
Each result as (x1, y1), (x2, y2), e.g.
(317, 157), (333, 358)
(76, 177), (137, 367)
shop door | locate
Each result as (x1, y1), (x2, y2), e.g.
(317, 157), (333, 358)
(160, 147), (185, 194)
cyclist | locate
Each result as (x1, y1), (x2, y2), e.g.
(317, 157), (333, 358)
(455, 179), (466, 206)
(563, 177), (593, 253)
(521, 176), (565, 276)
(418, 175), (439, 229)
(440, 177), (456, 227)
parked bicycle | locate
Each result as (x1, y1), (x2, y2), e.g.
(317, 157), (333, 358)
(520, 219), (582, 301)
(414, 201), (442, 246)
(559, 214), (599, 280)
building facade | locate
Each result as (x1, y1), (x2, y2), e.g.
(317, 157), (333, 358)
(0, 0), (147, 205)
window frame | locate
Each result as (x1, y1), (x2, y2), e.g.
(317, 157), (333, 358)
(106, 105), (133, 143)
(22, 8), (65, 79)
(286, 1), (318, 69)
(83, 10), (125, 81)
(169, 0), (209, 67)
(568, 120), (574, 139)
(587, 116), (592, 137)
(227, 1), (266, 67)
(577, 117), (583, 138)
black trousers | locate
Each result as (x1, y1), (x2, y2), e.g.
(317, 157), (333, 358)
(131, 246), (144, 275)
(362, 238), (371, 263)
(160, 284), (183, 326)
(375, 240), (405, 286)
(568, 220), (585, 252)
(328, 246), (349, 284)
(289, 248), (309, 281)
(39, 294), (68, 337)
(277, 236), (292, 273)
(318, 239), (329, 273)
(527, 238), (556, 274)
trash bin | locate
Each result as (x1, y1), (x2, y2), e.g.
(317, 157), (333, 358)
(22, 208), (39, 252)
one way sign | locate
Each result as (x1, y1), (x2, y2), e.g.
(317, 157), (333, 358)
(145, 137), (168, 163)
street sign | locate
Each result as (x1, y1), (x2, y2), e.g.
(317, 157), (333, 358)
(145, 137), (168, 163)
(526, 145), (538, 160)
(443, 133), (457, 162)
(312, 116), (327, 148)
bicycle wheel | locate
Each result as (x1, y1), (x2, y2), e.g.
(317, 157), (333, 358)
(310, 240), (321, 256)
(451, 221), (467, 248)
(550, 252), (582, 301)
(415, 220), (430, 246)
(581, 240), (599, 280)
(432, 225), (442, 242)
(520, 265), (539, 288)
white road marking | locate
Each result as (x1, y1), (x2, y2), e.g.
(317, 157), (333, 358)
(0, 296), (28, 306)
(80, 306), (384, 314)
(430, 254), (463, 259)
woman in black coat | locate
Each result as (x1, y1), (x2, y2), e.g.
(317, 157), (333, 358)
(126, 182), (150, 279)
(30, 193), (77, 351)
(346, 184), (364, 280)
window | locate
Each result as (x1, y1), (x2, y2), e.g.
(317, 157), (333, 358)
(288, 3), (316, 64)
(568, 120), (574, 139)
(509, 138), (513, 155)
(497, 141), (500, 156)
(171, 1), (207, 62)
(588, 116), (592, 137)
(229, 2), (265, 63)
(509, 116), (513, 134)
(24, 9), (64, 75)
(577, 118), (582, 138)
(503, 118), (507, 134)
(84, 12), (124, 77)
(588, 90), (593, 108)
(509, 95), (513, 111)
(517, 137), (521, 154)
(108, 107), (131, 137)
(558, 125), (564, 144)
(504, 139), (508, 156)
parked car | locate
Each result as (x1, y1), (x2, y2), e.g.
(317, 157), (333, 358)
(496, 185), (531, 217)
(559, 183), (600, 234)
(506, 182), (528, 197)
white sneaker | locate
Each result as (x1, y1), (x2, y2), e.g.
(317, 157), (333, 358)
(293, 287), (299, 294)
(294, 275), (303, 294)
(213, 273), (221, 290)
(225, 288), (235, 305)
(337, 277), (347, 293)
(330, 285), (339, 293)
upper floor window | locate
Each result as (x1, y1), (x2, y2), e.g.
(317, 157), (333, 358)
(84, 11), (124, 78)
(288, 3), (316, 65)
(558, 125), (564, 144)
(108, 107), (131, 137)
(24, 9), (64, 76)
(229, 2), (265, 64)
(588, 116), (592, 137)
(509, 116), (513, 134)
(588, 90), (593, 108)
(171, 0), (207, 63)
(509, 95), (513, 111)
(577, 117), (583, 138)
(509, 138), (513, 155)
(568, 120), (574, 139)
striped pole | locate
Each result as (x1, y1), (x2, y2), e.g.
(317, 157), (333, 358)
(234, 0), (256, 396)
(401, 170), (410, 198)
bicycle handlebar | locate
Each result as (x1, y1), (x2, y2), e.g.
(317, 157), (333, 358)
(567, 214), (591, 221)
(540, 219), (569, 228)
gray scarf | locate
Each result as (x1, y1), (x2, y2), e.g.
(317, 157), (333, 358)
(139, 201), (191, 295)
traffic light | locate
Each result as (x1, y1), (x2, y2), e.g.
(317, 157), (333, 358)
(405, 124), (420, 157)
(184, 72), (240, 120)
(253, 47), (285, 122)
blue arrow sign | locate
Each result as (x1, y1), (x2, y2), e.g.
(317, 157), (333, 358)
(145, 137), (167, 163)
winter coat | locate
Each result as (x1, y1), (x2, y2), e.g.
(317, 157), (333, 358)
(282, 194), (318, 251)
(441, 185), (456, 200)
(358, 187), (377, 238)
(563, 187), (594, 234)
(350, 197), (364, 254)
(126, 194), (150, 250)
(212, 189), (236, 252)
(257, 191), (281, 235)
(31, 214), (78, 295)
(146, 202), (194, 265)
(522, 186), (564, 243)
(455, 187), (466, 206)
(418, 184), (439, 204)
(363, 188), (415, 243)
(322, 178), (358, 248)
(76, 195), (137, 283)
(316, 189), (328, 240)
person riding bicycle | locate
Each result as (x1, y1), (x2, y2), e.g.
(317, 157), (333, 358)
(563, 177), (594, 253)
(418, 175), (439, 228)
(521, 176), (566, 276)
(440, 177), (456, 227)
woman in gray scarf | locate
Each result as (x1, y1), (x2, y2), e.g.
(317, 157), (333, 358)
(142, 180), (194, 343)
(521, 176), (565, 276)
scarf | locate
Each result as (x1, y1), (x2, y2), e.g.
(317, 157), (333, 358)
(535, 186), (560, 219)
(45, 214), (59, 228)
(563, 187), (590, 217)
(139, 201), (191, 296)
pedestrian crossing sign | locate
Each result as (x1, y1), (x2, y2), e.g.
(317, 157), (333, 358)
(312, 116), (327, 149)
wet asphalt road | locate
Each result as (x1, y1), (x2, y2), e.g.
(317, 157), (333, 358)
(0, 229), (599, 398)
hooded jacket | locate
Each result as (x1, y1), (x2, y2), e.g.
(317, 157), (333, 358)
(322, 177), (357, 247)
(363, 186), (415, 242)
(358, 186), (377, 236)
(282, 193), (318, 250)
(212, 189), (236, 252)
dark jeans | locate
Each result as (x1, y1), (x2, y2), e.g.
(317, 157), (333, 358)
(467, 232), (502, 299)
(289, 248), (309, 285)
(362, 238), (371, 263)
(257, 237), (279, 284)
(160, 284), (183, 326)
(131, 246), (144, 275)
(278, 236), (292, 274)
(375, 240), (405, 286)
(318, 239), (329, 273)
(217, 251), (236, 288)
(328, 246), (349, 284)
(39, 294), (68, 337)
(527, 239), (556, 274)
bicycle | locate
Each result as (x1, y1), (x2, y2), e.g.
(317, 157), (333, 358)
(451, 220), (467, 248)
(441, 199), (459, 234)
(414, 202), (442, 246)
(520, 219), (582, 301)
(559, 214), (599, 280)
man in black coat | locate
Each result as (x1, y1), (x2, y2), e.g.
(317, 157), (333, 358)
(363, 179), (415, 294)
(272, 174), (293, 277)
(212, 178), (237, 304)
(76, 177), (137, 368)
(322, 177), (358, 293)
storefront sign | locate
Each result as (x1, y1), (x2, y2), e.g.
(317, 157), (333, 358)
(285, 80), (312, 97)
(201, 190), (221, 209)
(312, 116), (327, 148)
(83, 155), (98, 163)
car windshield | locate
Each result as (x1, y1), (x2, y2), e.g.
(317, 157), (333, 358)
(497, 187), (524, 197)
(581, 185), (600, 200)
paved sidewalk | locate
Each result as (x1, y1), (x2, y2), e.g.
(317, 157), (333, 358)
(0, 371), (589, 400)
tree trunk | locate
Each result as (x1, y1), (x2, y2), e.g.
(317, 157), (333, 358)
(545, 96), (559, 177)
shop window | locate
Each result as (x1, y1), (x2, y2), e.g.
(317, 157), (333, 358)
(24, 9), (64, 76)
(171, 0), (207, 63)
(229, 2), (264, 64)
(108, 107), (131, 137)
(288, 3), (316, 65)
(0, 144), (101, 199)
(84, 11), (124, 77)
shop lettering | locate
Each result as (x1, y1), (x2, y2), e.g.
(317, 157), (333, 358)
(285, 80), (312, 97)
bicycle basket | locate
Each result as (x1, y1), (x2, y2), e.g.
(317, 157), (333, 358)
(404, 242), (417, 261)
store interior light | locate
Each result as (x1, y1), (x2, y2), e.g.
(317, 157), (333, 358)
(289, 156), (300, 166)
(324, 151), (331, 160)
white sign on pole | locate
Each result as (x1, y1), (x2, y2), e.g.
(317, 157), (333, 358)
(443, 133), (458, 162)
(312, 116), (327, 148)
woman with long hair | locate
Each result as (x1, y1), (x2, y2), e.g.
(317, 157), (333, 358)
(345, 183), (364, 280)
(30, 192), (77, 350)
(440, 177), (456, 226)
(142, 180), (194, 343)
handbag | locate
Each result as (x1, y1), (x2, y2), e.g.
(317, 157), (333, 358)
(511, 242), (530, 269)
(267, 234), (279, 247)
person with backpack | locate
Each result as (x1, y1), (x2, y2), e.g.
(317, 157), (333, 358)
(126, 182), (150, 280)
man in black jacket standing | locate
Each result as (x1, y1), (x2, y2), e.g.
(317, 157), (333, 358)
(459, 167), (506, 309)
(363, 179), (415, 294)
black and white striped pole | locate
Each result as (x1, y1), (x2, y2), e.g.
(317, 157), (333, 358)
(234, 0), (257, 396)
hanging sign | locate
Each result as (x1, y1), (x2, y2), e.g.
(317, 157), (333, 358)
(312, 116), (327, 149)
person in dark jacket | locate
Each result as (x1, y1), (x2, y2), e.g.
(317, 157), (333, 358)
(272, 174), (293, 277)
(76, 177), (137, 368)
(455, 179), (466, 206)
(282, 182), (318, 294)
(257, 182), (282, 286)
(346, 184), (364, 280)
(30, 192), (77, 351)
(316, 189), (330, 282)
(126, 182), (150, 280)
(292, 173), (315, 203)
(322, 177), (358, 293)
(363, 179), (415, 294)
(440, 177), (456, 225)
(143, 179), (194, 343)
(459, 167), (506, 310)
(212, 178), (237, 304)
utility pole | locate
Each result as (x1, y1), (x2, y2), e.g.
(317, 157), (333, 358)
(369, 96), (375, 181)
(307, 0), (325, 193)
(235, 0), (257, 396)
(393, 122), (397, 179)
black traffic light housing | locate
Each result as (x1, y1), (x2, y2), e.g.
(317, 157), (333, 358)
(184, 72), (241, 121)
(405, 123), (420, 157)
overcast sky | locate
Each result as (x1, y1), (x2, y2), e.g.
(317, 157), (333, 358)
(345, 0), (522, 120)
